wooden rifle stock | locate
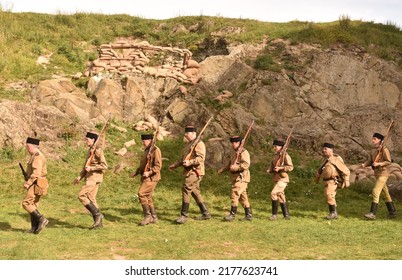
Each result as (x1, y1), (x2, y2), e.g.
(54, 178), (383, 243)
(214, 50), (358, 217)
(274, 129), (293, 167)
(373, 120), (394, 167)
(184, 116), (213, 162)
(85, 115), (111, 168)
(233, 120), (254, 165)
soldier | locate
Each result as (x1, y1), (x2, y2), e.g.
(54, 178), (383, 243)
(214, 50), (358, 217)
(131, 133), (162, 226)
(218, 136), (252, 222)
(316, 143), (350, 220)
(22, 137), (49, 234)
(73, 132), (108, 229)
(266, 139), (293, 220)
(169, 124), (211, 224)
(362, 132), (397, 219)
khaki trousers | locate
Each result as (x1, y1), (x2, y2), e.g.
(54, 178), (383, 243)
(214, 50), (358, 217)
(324, 180), (338, 205)
(138, 181), (157, 206)
(182, 173), (205, 204)
(78, 179), (101, 208)
(231, 181), (250, 208)
(22, 185), (40, 213)
(271, 181), (287, 203)
(372, 176), (392, 203)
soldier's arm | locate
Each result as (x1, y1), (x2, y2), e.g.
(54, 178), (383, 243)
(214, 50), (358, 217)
(188, 142), (205, 166)
(282, 154), (294, 172)
(25, 156), (42, 186)
(233, 150), (250, 172)
(378, 148), (392, 167)
(150, 148), (162, 175)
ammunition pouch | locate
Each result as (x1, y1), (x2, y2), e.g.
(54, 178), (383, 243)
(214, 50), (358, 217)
(34, 177), (48, 196)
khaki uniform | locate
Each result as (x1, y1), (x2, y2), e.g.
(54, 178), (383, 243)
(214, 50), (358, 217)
(22, 151), (47, 213)
(135, 145), (162, 207)
(171, 140), (206, 204)
(363, 147), (392, 203)
(221, 149), (251, 208)
(268, 152), (293, 202)
(77, 146), (108, 208)
(318, 154), (350, 205)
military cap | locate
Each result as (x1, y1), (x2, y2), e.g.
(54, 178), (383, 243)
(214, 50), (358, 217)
(273, 139), (285, 146)
(26, 137), (40, 145)
(323, 142), (335, 149)
(86, 132), (98, 140)
(230, 136), (243, 143)
(372, 133), (384, 141)
(185, 126), (197, 132)
(141, 134), (153, 140)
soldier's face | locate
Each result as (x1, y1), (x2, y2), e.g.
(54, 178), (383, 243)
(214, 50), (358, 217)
(184, 132), (196, 141)
(231, 141), (240, 150)
(372, 137), (381, 146)
(142, 139), (151, 148)
(273, 145), (282, 153)
(26, 144), (36, 154)
(322, 147), (333, 157)
(86, 137), (94, 147)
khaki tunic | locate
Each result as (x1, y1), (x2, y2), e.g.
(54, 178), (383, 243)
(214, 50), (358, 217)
(78, 146), (108, 208)
(22, 151), (47, 213)
(268, 152), (293, 202)
(362, 146), (392, 203)
(135, 145), (162, 206)
(221, 148), (251, 207)
(318, 154), (350, 205)
(172, 140), (206, 204)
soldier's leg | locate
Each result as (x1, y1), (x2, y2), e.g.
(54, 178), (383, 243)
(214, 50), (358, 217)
(325, 181), (338, 220)
(239, 183), (252, 221)
(138, 181), (154, 226)
(380, 181), (396, 218)
(224, 182), (241, 221)
(364, 176), (387, 220)
(22, 186), (42, 233)
(79, 181), (103, 228)
(175, 176), (194, 224)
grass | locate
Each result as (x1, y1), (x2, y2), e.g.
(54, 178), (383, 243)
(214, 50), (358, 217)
(1, 125), (401, 260)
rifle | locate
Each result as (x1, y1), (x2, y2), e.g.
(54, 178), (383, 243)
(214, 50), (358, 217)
(274, 129), (293, 167)
(184, 116), (214, 162)
(85, 115), (111, 168)
(144, 127), (160, 174)
(19, 162), (29, 181)
(233, 120), (254, 165)
(372, 119), (394, 168)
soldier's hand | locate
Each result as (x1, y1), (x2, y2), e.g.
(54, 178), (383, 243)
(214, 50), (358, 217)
(345, 181), (350, 188)
(168, 164), (175, 172)
(182, 160), (191, 167)
(23, 183), (30, 189)
(130, 172), (137, 178)
(230, 165), (237, 172)
(217, 168), (224, 174)
(85, 166), (92, 172)
(143, 171), (150, 178)
(73, 178), (80, 185)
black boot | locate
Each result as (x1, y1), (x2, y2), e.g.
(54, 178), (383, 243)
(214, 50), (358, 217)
(280, 202), (290, 220)
(385, 202), (397, 219)
(244, 207), (252, 221)
(326, 204), (338, 220)
(269, 200), (279, 221)
(175, 202), (190, 224)
(195, 202), (211, 220)
(224, 206), (237, 221)
(139, 204), (152, 226)
(85, 202), (104, 229)
(24, 213), (39, 233)
(31, 209), (49, 234)
(149, 205), (158, 224)
(364, 202), (378, 220)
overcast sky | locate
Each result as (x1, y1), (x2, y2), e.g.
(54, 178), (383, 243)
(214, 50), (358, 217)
(2, 0), (402, 27)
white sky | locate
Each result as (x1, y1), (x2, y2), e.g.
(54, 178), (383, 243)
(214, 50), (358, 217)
(2, 0), (402, 27)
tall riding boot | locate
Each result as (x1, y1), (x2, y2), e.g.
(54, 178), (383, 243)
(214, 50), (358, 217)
(149, 205), (158, 224)
(280, 202), (290, 220)
(364, 202), (378, 220)
(269, 200), (279, 221)
(326, 204), (338, 220)
(139, 204), (152, 226)
(175, 202), (190, 224)
(385, 202), (397, 219)
(25, 213), (39, 233)
(244, 207), (252, 221)
(224, 205), (237, 221)
(85, 202), (104, 229)
(195, 202), (211, 220)
(31, 209), (49, 234)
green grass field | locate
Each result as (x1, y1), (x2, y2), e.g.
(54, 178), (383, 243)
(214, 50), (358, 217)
(1, 128), (401, 260)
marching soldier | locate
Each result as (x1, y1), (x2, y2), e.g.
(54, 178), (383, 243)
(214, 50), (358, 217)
(316, 143), (350, 220)
(22, 137), (49, 234)
(169, 124), (211, 224)
(218, 136), (252, 222)
(73, 132), (108, 229)
(362, 132), (397, 219)
(131, 134), (162, 226)
(266, 139), (293, 220)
